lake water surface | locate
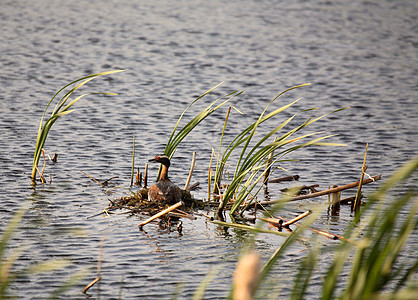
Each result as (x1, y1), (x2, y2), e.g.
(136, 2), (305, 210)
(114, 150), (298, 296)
(0, 0), (417, 298)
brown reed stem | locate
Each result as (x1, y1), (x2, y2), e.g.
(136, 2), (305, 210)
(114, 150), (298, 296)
(144, 163), (148, 188)
(83, 276), (102, 294)
(130, 134), (135, 186)
(83, 235), (104, 294)
(208, 149), (214, 201)
(135, 167), (141, 186)
(262, 216), (351, 242)
(330, 184), (341, 215)
(39, 149), (47, 183)
(353, 143), (368, 212)
(260, 174), (381, 205)
(263, 137), (276, 185)
(184, 152), (196, 191)
(138, 202), (182, 230)
(282, 210), (311, 227)
(268, 174), (299, 183)
(80, 171), (105, 187)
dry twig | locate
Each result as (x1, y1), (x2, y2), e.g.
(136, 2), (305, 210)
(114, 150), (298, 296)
(138, 202), (183, 230)
(260, 175), (381, 205)
(83, 236), (104, 294)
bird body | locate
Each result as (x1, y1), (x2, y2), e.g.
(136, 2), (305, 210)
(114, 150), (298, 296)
(148, 155), (182, 204)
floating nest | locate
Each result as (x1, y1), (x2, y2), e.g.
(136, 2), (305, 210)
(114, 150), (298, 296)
(105, 188), (211, 233)
(106, 188), (201, 217)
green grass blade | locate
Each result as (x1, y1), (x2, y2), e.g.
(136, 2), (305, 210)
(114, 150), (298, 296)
(290, 247), (318, 300)
(192, 266), (222, 300)
(165, 82), (224, 149)
(211, 220), (292, 237)
(0, 206), (27, 260)
(0, 205), (28, 297)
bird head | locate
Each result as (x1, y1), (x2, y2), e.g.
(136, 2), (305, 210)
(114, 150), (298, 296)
(148, 155), (171, 167)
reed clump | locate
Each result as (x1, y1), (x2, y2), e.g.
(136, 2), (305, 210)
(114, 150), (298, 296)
(31, 70), (124, 184)
(209, 83), (347, 216)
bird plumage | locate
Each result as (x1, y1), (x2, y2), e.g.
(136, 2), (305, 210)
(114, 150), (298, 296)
(148, 155), (182, 204)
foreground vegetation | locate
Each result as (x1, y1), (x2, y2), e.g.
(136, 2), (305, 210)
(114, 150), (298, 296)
(19, 73), (416, 298)
(228, 156), (417, 300)
(5, 158), (417, 298)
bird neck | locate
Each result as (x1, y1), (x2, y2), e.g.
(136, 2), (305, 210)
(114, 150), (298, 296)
(159, 164), (169, 181)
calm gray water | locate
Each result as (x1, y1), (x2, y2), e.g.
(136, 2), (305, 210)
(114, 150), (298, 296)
(1, 0), (417, 298)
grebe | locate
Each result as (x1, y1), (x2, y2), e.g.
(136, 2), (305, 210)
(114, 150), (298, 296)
(148, 155), (182, 204)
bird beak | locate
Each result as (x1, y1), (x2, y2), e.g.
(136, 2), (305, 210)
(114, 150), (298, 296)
(148, 158), (156, 162)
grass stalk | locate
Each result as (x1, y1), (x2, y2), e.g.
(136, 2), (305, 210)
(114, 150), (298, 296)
(353, 143), (368, 212)
(192, 266), (222, 300)
(208, 149), (214, 201)
(210, 220), (292, 238)
(213, 106), (240, 196)
(184, 152), (196, 190)
(131, 134), (135, 187)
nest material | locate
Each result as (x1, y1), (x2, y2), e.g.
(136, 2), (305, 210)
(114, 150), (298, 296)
(107, 188), (197, 217)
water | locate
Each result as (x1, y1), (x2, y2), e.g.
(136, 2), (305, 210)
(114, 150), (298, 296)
(1, 0), (417, 298)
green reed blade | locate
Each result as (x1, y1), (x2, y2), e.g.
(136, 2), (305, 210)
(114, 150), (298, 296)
(166, 82), (224, 150)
